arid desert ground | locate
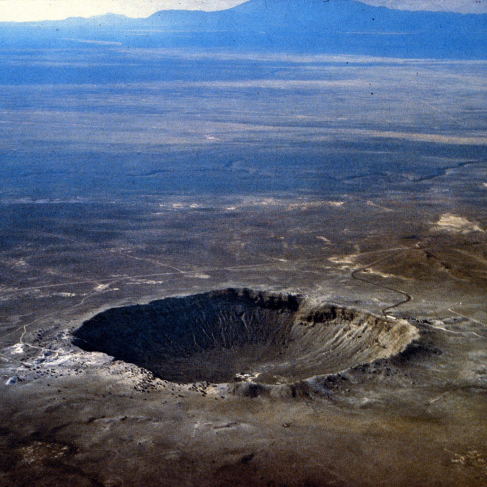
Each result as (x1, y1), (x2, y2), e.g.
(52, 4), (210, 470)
(1, 52), (486, 485)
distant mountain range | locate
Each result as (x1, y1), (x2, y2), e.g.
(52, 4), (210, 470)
(1, 0), (486, 59)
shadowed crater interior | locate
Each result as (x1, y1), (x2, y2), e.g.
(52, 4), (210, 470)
(72, 288), (418, 384)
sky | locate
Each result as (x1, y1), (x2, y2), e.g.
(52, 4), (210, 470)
(0, 0), (249, 21)
(0, 0), (485, 22)
(359, 0), (487, 13)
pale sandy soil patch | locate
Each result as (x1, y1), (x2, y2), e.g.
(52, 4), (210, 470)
(432, 213), (484, 233)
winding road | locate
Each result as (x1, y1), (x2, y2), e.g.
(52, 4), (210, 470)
(350, 248), (413, 317)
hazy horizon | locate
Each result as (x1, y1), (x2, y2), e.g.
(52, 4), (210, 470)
(1, 0), (486, 23)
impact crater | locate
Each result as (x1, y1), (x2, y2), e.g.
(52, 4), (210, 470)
(73, 288), (418, 385)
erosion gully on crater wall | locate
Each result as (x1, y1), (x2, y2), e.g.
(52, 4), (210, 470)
(72, 288), (419, 387)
